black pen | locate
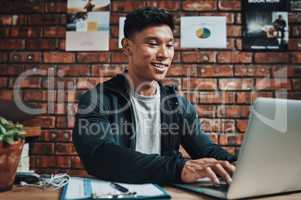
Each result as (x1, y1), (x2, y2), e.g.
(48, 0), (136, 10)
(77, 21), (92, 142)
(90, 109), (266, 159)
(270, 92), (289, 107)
(110, 182), (129, 193)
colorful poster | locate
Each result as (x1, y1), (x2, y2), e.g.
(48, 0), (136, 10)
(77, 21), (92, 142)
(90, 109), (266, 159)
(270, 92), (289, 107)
(242, 0), (289, 51)
(66, 0), (110, 51)
(180, 16), (227, 49)
(118, 17), (126, 48)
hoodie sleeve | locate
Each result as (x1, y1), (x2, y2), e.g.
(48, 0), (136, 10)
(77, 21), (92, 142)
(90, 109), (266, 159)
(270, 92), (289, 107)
(72, 89), (186, 184)
(178, 96), (237, 162)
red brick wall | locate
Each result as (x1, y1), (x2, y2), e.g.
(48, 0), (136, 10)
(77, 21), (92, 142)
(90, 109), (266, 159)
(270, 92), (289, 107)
(0, 0), (300, 176)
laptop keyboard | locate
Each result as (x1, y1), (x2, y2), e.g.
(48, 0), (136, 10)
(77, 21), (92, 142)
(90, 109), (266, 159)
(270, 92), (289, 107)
(199, 182), (229, 192)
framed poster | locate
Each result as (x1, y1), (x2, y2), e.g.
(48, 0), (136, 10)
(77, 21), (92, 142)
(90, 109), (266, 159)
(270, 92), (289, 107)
(242, 0), (289, 51)
(66, 0), (110, 51)
(118, 17), (126, 48)
(181, 16), (227, 49)
(291, 0), (301, 11)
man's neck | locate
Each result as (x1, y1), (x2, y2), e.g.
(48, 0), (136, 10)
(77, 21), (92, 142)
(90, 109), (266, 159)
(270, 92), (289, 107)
(127, 71), (157, 96)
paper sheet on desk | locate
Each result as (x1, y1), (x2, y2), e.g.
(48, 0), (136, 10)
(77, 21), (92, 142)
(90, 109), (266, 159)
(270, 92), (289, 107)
(64, 177), (165, 199)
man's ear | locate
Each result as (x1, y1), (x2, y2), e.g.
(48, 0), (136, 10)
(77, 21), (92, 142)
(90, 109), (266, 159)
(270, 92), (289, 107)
(121, 38), (132, 56)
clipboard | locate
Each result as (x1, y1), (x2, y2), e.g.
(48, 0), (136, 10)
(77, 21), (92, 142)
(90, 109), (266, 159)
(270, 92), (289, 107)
(60, 177), (171, 200)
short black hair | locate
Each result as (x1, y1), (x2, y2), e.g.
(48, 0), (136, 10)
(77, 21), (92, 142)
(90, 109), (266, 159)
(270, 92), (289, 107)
(124, 7), (175, 39)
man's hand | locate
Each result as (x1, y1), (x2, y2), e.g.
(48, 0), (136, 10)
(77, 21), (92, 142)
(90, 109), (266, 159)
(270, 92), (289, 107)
(181, 158), (236, 185)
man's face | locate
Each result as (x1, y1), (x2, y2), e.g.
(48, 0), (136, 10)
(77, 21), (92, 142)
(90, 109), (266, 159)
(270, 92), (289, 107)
(125, 25), (175, 83)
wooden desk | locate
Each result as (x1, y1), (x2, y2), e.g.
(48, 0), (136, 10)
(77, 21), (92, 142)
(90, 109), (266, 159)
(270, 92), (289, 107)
(0, 186), (301, 200)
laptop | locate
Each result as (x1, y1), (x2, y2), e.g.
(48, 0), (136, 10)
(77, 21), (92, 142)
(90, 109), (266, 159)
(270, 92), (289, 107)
(173, 98), (301, 199)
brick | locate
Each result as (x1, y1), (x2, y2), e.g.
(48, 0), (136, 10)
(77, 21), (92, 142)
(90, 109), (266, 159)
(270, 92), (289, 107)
(182, 78), (217, 90)
(77, 53), (110, 63)
(23, 116), (56, 128)
(234, 65), (270, 77)
(255, 53), (289, 64)
(182, 0), (217, 11)
(109, 38), (119, 50)
(56, 156), (71, 168)
(0, 53), (8, 63)
(288, 39), (301, 50)
(58, 65), (90, 77)
(56, 115), (75, 129)
(55, 143), (76, 155)
(45, 2), (67, 13)
(23, 90), (47, 101)
(219, 79), (254, 90)
(288, 92), (301, 100)
(167, 64), (198, 77)
(217, 52), (252, 63)
(182, 51), (217, 63)
(161, 78), (181, 87)
(236, 92), (273, 104)
(30, 143), (54, 155)
(0, 89), (13, 100)
(111, 52), (128, 63)
(145, 1), (180, 11)
(221, 146), (238, 155)
(71, 156), (84, 169)
(292, 79), (301, 90)
(5, 39), (20, 52)
(182, 92), (199, 104)
(289, 13), (301, 23)
(236, 13), (242, 24)
(44, 27), (65, 38)
(0, 0), (43, 13)
(0, 27), (10, 37)
(227, 25), (241, 37)
(219, 134), (244, 146)
(10, 77), (41, 88)
(271, 66), (294, 78)
(112, 1), (145, 12)
(292, 66), (301, 77)
(77, 78), (104, 89)
(199, 91), (236, 104)
(110, 25), (119, 38)
(217, 105), (250, 118)
(0, 15), (13, 25)
(198, 65), (233, 77)
(196, 105), (216, 117)
(27, 39), (57, 50)
(68, 170), (89, 177)
(44, 52), (75, 63)
(218, 0), (241, 11)
(292, 52), (301, 64)
(292, 25), (301, 38)
(10, 27), (43, 38)
(236, 119), (248, 133)
(9, 52), (42, 63)
(235, 38), (242, 50)
(91, 65), (125, 77)
(200, 118), (235, 133)
(255, 79), (292, 90)
(0, 78), (7, 88)
(35, 156), (56, 168)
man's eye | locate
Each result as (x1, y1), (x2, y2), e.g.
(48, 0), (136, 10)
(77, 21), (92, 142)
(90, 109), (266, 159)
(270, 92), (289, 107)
(148, 42), (158, 46)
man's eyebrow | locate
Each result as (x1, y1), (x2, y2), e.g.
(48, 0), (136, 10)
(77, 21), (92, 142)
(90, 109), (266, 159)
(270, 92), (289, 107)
(144, 37), (174, 42)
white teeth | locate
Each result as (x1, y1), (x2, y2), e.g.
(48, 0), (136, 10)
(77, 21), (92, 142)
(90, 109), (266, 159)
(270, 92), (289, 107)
(152, 63), (166, 68)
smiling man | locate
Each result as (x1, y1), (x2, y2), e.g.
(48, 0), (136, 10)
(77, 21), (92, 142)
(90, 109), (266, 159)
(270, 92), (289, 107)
(73, 8), (236, 185)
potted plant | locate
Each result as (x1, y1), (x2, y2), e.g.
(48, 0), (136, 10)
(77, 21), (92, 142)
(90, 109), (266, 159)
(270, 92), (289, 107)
(0, 116), (25, 191)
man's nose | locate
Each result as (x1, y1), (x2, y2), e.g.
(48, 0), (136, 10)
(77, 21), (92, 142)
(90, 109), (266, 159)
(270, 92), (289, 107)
(157, 45), (169, 59)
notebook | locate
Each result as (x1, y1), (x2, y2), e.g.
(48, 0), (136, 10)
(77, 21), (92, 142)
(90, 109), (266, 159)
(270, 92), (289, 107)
(60, 177), (171, 200)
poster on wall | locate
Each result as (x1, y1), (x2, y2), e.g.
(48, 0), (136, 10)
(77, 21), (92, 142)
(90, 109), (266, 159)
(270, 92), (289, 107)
(118, 17), (126, 48)
(291, 0), (301, 11)
(242, 0), (289, 51)
(66, 0), (110, 51)
(180, 16), (227, 49)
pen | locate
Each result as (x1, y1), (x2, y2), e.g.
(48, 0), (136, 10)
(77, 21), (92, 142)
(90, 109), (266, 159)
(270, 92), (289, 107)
(110, 182), (129, 193)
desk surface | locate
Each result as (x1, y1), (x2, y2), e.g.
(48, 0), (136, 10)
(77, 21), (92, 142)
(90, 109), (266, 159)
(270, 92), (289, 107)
(0, 185), (301, 200)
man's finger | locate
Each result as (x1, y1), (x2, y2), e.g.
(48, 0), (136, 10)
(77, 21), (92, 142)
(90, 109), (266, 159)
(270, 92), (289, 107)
(214, 163), (232, 184)
(205, 166), (220, 185)
(220, 161), (236, 175)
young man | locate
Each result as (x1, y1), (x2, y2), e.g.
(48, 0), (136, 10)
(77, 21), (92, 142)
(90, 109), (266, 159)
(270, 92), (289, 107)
(73, 8), (236, 185)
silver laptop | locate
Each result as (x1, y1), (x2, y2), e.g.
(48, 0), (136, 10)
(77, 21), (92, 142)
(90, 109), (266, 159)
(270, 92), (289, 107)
(173, 98), (301, 199)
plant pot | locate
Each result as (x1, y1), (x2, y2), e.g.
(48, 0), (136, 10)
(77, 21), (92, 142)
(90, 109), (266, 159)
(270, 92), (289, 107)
(0, 140), (24, 192)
